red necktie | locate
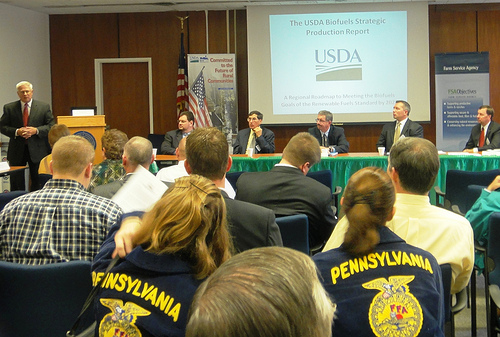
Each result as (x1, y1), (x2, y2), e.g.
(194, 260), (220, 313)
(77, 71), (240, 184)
(23, 103), (29, 127)
(479, 127), (485, 147)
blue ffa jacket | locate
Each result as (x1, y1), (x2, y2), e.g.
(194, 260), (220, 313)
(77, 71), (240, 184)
(313, 227), (445, 337)
(92, 220), (201, 337)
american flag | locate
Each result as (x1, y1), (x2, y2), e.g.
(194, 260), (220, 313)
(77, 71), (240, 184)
(176, 32), (188, 117)
(189, 68), (213, 128)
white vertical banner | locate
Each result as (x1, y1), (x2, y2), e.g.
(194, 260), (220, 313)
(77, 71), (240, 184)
(435, 52), (489, 151)
(187, 54), (238, 145)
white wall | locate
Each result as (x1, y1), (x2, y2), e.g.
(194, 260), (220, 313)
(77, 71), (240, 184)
(0, 3), (51, 139)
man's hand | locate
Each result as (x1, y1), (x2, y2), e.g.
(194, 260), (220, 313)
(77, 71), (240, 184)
(487, 176), (500, 192)
(113, 216), (142, 258)
(17, 127), (37, 139)
(253, 126), (262, 138)
(463, 149), (475, 153)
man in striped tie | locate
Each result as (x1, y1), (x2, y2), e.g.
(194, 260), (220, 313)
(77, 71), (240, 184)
(463, 105), (500, 152)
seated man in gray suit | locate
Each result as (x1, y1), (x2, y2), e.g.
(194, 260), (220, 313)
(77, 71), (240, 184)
(463, 105), (500, 152)
(93, 136), (154, 198)
(308, 110), (349, 153)
(376, 100), (423, 153)
(236, 132), (336, 249)
(160, 110), (194, 155)
(233, 111), (275, 154)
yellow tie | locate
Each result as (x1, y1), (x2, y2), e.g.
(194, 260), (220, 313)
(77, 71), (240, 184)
(394, 122), (401, 144)
(246, 131), (256, 154)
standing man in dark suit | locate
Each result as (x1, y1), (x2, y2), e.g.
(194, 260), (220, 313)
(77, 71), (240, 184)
(308, 110), (349, 153)
(463, 105), (500, 152)
(233, 111), (275, 154)
(160, 110), (194, 155)
(236, 132), (336, 249)
(376, 100), (423, 153)
(0, 81), (54, 191)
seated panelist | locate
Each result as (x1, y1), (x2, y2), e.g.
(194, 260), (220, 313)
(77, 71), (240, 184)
(308, 110), (349, 153)
(463, 105), (500, 152)
(233, 111), (275, 154)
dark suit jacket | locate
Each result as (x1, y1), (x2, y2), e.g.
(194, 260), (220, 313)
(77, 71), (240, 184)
(160, 129), (184, 155)
(308, 125), (350, 153)
(221, 190), (283, 253)
(233, 127), (275, 154)
(0, 99), (54, 164)
(376, 119), (424, 152)
(93, 174), (131, 199)
(464, 121), (500, 151)
(235, 166), (336, 248)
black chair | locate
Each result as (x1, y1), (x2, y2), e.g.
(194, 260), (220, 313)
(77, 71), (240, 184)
(147, 133), (165, 150)
(486, 212), (500, 337)
(0, 190), (27, 212)
(275, 214), (309, 255)
(226, 171), (246, 192)
(0, 260), (94, 336)
(39, 173), (52, 188)
(435, 169), (500, 213)
(440, 263), (468, 337)
(307, 169), (342, 217)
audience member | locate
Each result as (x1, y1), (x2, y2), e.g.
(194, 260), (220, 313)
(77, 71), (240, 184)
(88, 128), (128, 192)
(236, 132), (335, 249)
(308, 110), (349, 153)
(161, 111), (194, 155)
(93, 136), (154, 199)
(156, 137), (236, 198)
(92, 175), (232, 337)
(466, 175), (500, 272)
(324, 137), (473, 294)
(1, 80), (55, 191)
(112, 127), (282, 257)
(0, 135), (123, 264)
(186, 246), (336, 337)
(463, 105), (500, 152)
(314, 167), (444, 336)
(233, 111), (275, 154)
(376, 100), (423, 153)
(38, 123), (70, 174)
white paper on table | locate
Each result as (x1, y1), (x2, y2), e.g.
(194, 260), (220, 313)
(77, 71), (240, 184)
(112, 165), (167, 213)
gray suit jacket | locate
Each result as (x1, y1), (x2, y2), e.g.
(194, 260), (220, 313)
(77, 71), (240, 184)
(93, 174), (131, 199)
(233, 127), (275, 154)
(376, 119), (424, 152)
(160, 129), (184, 155)
(0, 99), (54, 163)
(464, 121), (500, 151)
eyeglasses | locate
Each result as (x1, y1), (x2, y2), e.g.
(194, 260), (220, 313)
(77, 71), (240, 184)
(315, 118), (327, 123)
(247, 117), (259, 122)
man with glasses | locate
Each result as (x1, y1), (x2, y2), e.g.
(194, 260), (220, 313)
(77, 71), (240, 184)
(160, 110), (195, 155)
(308, 110), (349, 153)
(233, 111), (275, 154)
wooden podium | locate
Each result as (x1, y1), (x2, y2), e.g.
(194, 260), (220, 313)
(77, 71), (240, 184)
(57, 115), (106, 165)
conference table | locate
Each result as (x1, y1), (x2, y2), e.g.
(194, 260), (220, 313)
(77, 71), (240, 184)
(0, 166), (30, 192)
(156, 152), (500, 205)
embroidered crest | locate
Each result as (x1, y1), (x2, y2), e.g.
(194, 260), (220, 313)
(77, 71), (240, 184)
(362, 275), (423, 337)
(99, 298), (151, 337)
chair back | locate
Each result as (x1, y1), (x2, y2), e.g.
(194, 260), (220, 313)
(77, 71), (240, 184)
(487, 212), (500, 286)
(226, 171), (246, 191)
(439, 263), (452, 323)
(307, 169), (332, 190)
(275, 214), (309, 254)
(0, 260), (93, 336)
(444, 169), (500, 213)
(147, 133), (165, 150)
(0, 190), (27, 212)
(39, 173), (52, 188)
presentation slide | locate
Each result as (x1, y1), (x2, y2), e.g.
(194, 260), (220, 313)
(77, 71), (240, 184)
(247, 3), (430, 125)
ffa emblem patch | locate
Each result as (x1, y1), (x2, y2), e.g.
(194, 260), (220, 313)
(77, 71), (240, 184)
(99, 298), (151, 337)
(363, 275), (423, 337)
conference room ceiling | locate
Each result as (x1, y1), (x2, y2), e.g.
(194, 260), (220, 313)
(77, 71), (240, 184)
(4, 0), (499, 15)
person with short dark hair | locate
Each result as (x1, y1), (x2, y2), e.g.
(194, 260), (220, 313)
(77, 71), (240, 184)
(0, 135), (123, 264)
(314, 167), (445, 336)
(161, 111), (195, 155)
(376, 100), (423, 153)
(324, 137), (473, 294)
(308, 110), (349, 153)
(463, 105), (500, 152)
(0, 81), (55, 191)
(38, 123), (70, 174)
(186, 246), (336, 337)
(236, 132), (336, 248)
(233, 110), (275, 154)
